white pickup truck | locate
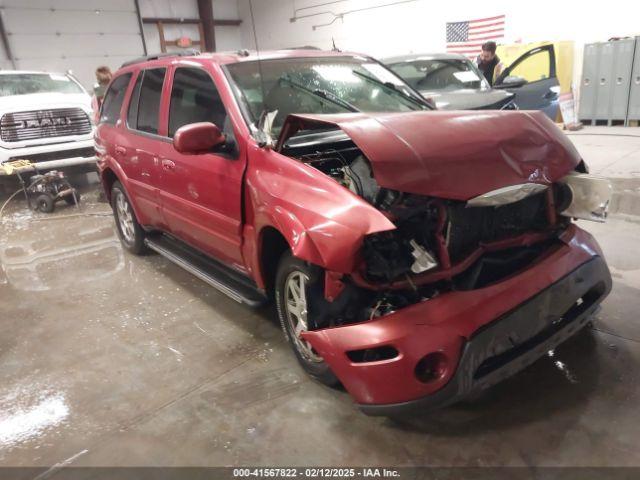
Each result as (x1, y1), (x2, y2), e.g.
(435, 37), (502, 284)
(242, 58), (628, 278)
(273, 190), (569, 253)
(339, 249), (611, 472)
(0, 71), (96, 172)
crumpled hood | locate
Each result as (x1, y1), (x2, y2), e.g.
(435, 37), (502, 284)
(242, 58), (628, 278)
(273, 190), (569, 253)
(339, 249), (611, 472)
(277, 110), (581, 201)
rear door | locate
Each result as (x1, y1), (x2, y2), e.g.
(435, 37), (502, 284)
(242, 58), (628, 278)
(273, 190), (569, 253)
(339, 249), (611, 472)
(120, 67), (168, 229)
(156, 65), (246, 267)
(95, 73), (133, 195)
(494, 45), (560, 119)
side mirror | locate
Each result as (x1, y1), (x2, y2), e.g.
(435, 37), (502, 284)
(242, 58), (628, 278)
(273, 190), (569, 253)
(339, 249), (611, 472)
(173, 122), (226, 154)
(497, 75), (528, 88)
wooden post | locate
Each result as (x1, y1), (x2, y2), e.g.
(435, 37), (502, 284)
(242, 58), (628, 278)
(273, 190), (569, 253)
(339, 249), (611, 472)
(197, 0), (216, 52)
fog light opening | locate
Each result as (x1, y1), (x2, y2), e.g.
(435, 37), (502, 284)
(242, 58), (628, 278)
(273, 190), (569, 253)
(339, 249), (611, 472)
(346, 345), (399, 363)
(415, 352), (448, 383)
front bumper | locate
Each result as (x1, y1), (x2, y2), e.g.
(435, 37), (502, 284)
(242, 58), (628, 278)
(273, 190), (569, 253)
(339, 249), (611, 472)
(302, 226), (612, 414)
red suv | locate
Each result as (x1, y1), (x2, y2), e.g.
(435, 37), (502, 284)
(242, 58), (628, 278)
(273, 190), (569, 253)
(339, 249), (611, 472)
(96, 50), (612, 416)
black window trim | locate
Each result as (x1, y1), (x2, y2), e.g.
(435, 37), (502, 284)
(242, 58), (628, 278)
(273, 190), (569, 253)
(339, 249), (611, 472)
(168, 65), (231, 137)
(168, 65), (239, 159)
(98, 72), (133, 126)
(124, 67), (171, 143)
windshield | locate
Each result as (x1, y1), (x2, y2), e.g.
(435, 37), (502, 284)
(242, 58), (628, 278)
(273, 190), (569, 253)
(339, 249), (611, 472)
(388, 58), (489, 92)
(225, 56), (428, 135)
(0, 73), (85, 97)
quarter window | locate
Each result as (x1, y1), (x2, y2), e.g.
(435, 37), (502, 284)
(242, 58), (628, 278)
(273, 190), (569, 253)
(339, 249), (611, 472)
(169, 68), (228, 137)
(99, 73), (132, 125)
(126, 72), (144, 128)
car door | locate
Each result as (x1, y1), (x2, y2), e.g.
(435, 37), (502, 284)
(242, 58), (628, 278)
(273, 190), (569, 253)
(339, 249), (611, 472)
(494, 45), (560, 119)
(120, 67), (167, 229)
(95, 72), (132, 192)
(157, 65), (246, 267)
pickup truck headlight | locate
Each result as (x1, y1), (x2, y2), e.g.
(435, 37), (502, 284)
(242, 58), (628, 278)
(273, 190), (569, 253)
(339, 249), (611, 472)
(557, 173), (612, 223)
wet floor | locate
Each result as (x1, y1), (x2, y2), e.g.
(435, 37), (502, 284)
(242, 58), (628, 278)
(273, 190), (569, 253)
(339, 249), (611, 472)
(1, 131), (639, 467)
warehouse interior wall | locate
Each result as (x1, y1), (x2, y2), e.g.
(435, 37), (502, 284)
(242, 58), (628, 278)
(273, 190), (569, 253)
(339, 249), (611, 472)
(140, 0), (241, 55)
(0, 0), (242, 90)
(237, 0), (640, 95)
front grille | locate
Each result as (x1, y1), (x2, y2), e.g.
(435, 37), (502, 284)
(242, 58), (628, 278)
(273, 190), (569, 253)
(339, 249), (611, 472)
(8, 147), (95, 163)
(447, 191), (549, 262)
(1, 108), (91, 142)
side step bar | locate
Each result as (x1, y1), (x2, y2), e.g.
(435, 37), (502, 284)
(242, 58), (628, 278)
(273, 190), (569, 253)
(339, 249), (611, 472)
(144, 235), (268, 307)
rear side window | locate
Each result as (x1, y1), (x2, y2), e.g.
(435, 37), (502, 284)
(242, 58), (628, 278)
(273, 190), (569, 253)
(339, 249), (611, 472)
(132, 68), (165, 134)
(169, 67), (228, 137)
(100, 73), (132, 125)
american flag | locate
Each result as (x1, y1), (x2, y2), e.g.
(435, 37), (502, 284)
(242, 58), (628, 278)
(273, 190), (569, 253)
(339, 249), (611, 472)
(446, 15), (505, 58)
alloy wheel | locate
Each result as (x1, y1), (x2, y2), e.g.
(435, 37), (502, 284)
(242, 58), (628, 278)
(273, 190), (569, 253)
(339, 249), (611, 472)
(284, 270), (323, 363)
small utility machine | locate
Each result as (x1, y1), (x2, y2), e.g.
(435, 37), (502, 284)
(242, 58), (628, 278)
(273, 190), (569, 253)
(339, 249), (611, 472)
(26, 170), (81, 213)
(1, 160), (81, 214)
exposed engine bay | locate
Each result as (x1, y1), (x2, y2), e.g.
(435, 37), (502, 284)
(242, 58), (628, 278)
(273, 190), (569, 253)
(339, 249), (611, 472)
(279, 130), (576, 337)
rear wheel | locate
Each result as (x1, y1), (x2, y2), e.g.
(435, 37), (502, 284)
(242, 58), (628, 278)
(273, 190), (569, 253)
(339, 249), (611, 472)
(111, 181), (146, 255)
(275, 252), (339, 386)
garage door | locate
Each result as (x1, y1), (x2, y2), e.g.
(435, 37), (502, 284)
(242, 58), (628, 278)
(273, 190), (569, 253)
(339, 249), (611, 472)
(0, 0), (144, 89)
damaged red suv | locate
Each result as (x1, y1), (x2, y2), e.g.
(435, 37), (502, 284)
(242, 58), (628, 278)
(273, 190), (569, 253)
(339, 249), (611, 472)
(96, 49), (612, 415)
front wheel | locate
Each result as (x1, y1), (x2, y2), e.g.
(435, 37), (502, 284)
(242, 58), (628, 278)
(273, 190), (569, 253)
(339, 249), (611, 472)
(35, 194), (54, 213)
(275, 252), (339, 386)
(111, 181), (146, 255)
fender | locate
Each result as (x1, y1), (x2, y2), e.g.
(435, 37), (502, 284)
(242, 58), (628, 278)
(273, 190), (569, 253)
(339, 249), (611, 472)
(97, 156), (149, 226)
(245, 144), (395, 275)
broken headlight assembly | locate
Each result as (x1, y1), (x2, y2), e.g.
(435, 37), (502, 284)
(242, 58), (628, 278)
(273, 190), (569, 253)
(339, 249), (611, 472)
(556, 172), (612, 223)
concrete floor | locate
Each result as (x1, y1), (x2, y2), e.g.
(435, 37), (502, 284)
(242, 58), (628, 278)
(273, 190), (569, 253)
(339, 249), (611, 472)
(0, 127), (639, 468)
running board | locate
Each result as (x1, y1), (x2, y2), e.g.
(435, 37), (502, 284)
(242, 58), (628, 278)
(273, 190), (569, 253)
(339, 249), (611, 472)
(144, 235), (268, 307)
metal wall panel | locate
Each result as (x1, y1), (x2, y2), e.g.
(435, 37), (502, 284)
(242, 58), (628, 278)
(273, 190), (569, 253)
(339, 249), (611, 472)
(629, 37), (640, 121)
(0, 0), (144, 88)
(578, 43), (599, 120)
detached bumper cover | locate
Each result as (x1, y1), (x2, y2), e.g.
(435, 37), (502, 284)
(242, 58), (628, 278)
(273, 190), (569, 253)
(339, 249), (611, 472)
(302, 226), (611, 414)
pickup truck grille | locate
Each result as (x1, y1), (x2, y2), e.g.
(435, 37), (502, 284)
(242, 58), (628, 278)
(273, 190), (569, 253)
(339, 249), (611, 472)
(0, 108), (91, 142)
(447, 191), (550, 262)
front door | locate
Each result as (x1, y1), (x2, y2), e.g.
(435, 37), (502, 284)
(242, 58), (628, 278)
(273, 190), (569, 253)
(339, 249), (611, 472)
(495, 45), (560, 119)
(158, 66), (246, 268)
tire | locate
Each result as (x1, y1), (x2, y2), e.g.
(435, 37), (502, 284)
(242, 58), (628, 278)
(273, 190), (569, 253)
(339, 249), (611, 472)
(35, 194), (54, 213)
(64, 192), (81, 205)
(275, 251), (339, 386)
(111, 181), (146, 255)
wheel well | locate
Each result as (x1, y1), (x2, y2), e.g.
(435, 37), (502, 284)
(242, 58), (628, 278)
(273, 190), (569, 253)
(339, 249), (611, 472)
(101, 168), (118, 203)
(260, 227), (290, 297)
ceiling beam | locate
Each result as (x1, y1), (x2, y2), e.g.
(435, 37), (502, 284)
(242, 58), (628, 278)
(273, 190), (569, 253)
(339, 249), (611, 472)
(141, 17), (241, 27)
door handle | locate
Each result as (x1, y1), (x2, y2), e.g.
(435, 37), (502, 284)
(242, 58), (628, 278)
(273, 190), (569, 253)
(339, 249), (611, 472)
(161, 159), (176, 171)
(115, 146), (126, 156)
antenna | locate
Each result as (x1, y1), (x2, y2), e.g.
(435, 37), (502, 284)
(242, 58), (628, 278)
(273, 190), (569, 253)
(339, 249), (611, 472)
(248, 0), (271, 145)
(332, 37), (340, 52)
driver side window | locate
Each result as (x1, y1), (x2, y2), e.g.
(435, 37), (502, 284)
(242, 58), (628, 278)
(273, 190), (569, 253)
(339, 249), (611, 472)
(509, 50), (551, 83)
(169, 67), (228, 138)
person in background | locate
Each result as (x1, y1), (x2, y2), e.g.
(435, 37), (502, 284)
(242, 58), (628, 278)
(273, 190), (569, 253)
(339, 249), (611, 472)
(91, 66), (112, 117)
(475, 41), (504, 86)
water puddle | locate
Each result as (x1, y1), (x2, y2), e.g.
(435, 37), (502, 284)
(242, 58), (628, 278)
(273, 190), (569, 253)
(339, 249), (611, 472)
(0, 390), (69, 451)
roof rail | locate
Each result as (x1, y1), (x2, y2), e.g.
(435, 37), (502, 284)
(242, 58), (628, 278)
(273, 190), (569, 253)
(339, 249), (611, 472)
(121, 49), (201, 68)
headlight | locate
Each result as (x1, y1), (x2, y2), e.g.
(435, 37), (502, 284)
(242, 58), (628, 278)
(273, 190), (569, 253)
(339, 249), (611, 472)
(557, 173), (612, 223)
